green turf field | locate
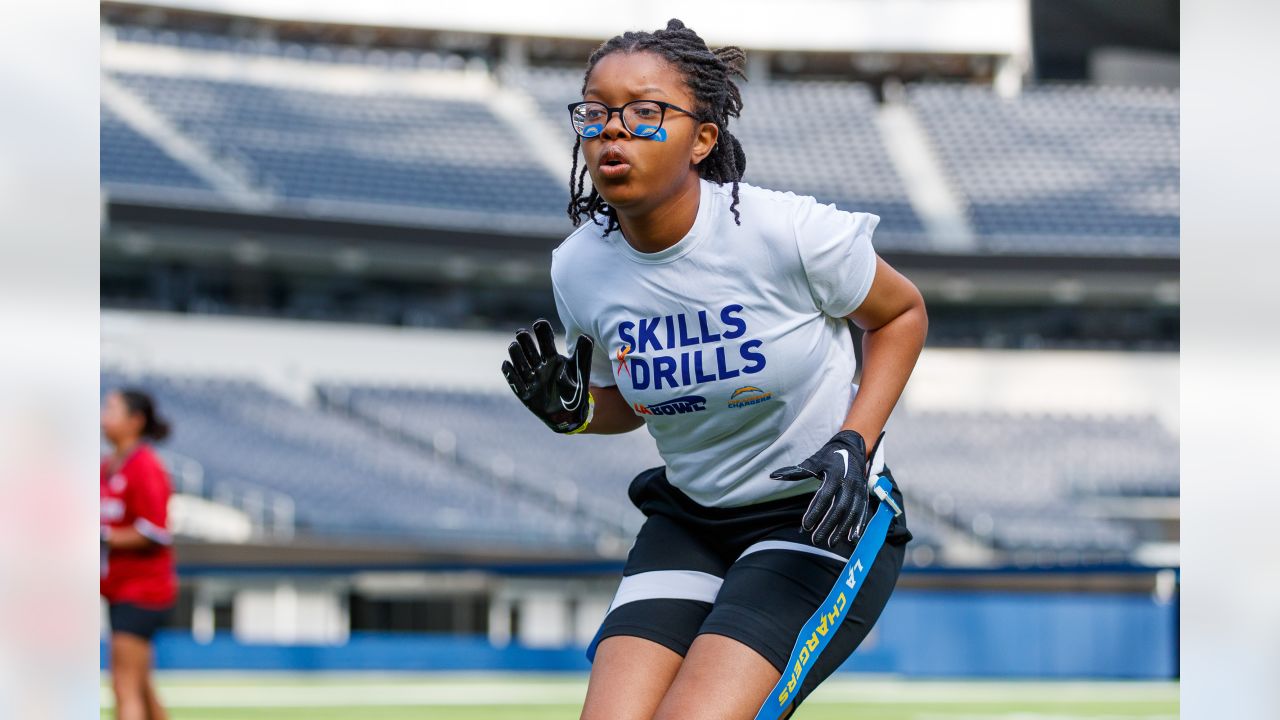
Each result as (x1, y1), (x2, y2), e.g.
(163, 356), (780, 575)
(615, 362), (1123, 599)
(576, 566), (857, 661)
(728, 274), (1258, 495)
(100, 672), (1178, 719)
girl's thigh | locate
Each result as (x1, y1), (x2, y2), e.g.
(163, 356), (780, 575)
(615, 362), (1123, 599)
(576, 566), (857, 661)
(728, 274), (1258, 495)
(696, 537), (907, 713)
(580, 634), (684, 720)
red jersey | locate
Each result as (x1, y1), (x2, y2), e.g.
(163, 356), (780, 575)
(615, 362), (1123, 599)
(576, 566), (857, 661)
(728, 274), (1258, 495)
(100, 443), (177, 607)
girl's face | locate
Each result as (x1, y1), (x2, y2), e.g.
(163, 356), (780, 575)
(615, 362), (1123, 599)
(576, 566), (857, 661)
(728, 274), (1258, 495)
(580, 51), (718, 214)
(100, 391), (141, 445)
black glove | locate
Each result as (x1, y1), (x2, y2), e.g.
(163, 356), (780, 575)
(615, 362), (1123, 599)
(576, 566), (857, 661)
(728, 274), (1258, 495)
(501, 318), (594, 434)
(770, 429), (885, 547)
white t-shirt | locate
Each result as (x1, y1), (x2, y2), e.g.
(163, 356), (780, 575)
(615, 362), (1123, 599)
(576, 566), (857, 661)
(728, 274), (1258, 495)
(551, 178), (880, 508)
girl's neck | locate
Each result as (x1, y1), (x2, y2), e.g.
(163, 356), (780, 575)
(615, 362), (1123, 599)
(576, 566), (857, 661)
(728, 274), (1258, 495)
(616, 175), (701, 254)
(113, 437), (141, 462)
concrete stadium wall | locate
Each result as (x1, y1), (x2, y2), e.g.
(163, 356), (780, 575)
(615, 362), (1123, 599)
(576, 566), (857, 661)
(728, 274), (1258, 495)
(103, 588), (1177, 679)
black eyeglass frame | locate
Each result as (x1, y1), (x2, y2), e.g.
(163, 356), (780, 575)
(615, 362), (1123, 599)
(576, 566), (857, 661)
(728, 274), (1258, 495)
(566, 100), (700, 138)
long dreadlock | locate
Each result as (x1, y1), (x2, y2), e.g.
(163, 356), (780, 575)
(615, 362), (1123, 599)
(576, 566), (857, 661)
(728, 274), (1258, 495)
(567, 18), (748, 236)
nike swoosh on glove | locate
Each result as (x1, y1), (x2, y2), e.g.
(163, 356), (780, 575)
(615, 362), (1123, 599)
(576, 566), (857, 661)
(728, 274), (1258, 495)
(501, 318), (594, 434)
(770, 429), (885, 547)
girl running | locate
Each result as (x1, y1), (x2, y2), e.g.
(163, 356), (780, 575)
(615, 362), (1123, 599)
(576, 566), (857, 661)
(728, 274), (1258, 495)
(502, 19), (927, 720)
(100, 388), (176, 720)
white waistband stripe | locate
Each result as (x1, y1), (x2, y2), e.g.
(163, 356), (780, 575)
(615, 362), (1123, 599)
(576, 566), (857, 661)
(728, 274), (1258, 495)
(607, 570), (724, 614)
(736, 539), (849, 564)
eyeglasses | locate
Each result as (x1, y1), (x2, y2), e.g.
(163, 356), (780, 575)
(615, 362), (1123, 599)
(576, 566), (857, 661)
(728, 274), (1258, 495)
(567, 100), (698, 139)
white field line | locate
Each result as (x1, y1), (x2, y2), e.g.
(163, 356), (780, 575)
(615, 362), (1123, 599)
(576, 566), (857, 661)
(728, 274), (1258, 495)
(913, 716), (1176, 720)
(802, 679), (1179, 704)
(100, 677), (1177, 709)
(101, 683), (584, 707)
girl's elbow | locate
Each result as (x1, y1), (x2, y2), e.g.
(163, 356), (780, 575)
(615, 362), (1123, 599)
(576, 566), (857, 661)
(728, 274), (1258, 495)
(912, 291), (929, 343)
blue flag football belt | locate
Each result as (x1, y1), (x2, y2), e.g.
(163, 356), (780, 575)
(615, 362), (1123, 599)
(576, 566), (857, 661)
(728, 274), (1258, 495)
(753, 472), (902, 720)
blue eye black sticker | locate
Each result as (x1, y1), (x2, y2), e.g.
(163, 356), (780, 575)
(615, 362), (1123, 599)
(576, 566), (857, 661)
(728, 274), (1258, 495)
(635, 125), (667, 142)
(581, 124), (604, 138)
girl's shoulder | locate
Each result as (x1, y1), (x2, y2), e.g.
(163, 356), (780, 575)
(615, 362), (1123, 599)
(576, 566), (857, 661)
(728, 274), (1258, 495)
(552, 215), (617, 276)
(724, 180), (814, 209)
(125, 444), (167, 477)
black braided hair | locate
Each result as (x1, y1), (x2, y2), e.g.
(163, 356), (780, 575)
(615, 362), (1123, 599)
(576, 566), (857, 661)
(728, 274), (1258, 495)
(567, 18), (748, 236)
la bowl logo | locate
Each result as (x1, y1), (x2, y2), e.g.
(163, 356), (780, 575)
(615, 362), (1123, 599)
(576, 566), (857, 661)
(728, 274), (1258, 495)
(633, 395), (707, 416)
(728, 385), (773, 409)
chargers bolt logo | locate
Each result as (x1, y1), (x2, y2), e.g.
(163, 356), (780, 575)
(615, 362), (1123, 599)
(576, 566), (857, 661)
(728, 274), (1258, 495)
(728, 385), (773, 409)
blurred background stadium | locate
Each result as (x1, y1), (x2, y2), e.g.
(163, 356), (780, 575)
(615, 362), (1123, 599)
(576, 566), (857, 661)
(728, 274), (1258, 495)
(99, 0), (1179, 716)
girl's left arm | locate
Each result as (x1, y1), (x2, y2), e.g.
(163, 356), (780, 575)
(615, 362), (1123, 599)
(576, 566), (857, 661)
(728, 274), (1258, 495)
(841, 255), (928, 443)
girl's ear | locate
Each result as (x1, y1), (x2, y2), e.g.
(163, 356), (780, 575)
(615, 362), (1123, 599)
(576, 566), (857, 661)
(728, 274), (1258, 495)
(691, 121), (719, 166)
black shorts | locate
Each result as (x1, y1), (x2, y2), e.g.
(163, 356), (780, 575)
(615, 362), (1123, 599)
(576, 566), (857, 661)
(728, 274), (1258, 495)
(588, 465), (911, 711)
(108, 602), (172, 641)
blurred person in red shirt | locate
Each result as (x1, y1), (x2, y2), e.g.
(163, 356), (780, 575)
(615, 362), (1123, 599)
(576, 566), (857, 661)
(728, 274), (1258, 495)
(100, 388), (175, 720)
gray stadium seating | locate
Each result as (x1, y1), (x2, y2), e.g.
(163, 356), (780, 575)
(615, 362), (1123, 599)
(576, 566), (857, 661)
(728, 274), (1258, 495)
(101, 105), (210, 191)
(322, 382), (969, 554)
(907, 83), (1178, 255)
(317, 383), (662, 535)
(107, 71), (566, 221)
(889, 409), (1177, 562)
(736, 79), (927, 248)
(100, 371), (596, 550)
(102, 32), (1178, 259)
(102, 370), (1177, 564)
(322, 381), (1178, 563)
